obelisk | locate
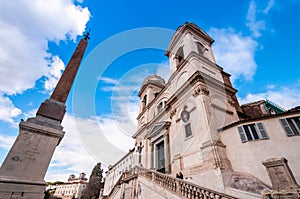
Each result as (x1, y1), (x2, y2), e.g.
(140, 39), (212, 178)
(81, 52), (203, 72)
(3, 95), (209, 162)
(0, 33), (89, 199)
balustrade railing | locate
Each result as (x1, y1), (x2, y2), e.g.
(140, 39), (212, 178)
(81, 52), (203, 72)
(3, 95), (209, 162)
(134, 166), (236, 199)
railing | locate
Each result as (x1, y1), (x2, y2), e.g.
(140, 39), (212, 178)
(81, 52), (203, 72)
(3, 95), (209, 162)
(134, 166), (237, 199)
(104, 173), (124, 199)
(134, 166), (152, 181)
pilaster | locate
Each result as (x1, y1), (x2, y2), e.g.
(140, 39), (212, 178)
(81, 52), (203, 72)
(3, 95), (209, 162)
(164, 132), (171, 174)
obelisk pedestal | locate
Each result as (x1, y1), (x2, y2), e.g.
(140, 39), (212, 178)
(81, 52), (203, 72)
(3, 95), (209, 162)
(0, 115), (64, 198)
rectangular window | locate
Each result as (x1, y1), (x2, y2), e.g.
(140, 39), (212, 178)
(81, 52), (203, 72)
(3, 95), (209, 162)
(185, 123), (192, 138)
(138, 154), (141, 164)
(237, 123), (268, 142)
(280, 116), (300, 136)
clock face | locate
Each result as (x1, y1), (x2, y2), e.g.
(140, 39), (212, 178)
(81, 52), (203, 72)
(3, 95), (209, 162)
(181, 110), (190, 123)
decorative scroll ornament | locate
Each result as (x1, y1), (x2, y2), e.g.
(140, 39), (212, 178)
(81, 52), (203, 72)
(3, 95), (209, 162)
(193, 85), (209, 96)
(169, 108), (177, 119)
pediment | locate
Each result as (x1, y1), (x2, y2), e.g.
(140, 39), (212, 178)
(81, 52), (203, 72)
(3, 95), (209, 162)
(146, 121), (171, 139)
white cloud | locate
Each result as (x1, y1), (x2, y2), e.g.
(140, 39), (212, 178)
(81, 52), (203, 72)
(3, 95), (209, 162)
(239, 83), (300, 110)
(46, 114), (97, 182)
(0, 21), (47, 95)
(246, 0), (266, 38)
(44, 56), (65, 92)
(209, 28), (258, 82)
(263, 0), (275, 14)
(110, 87), (139, 133)
(246, 0), (276, 37)
(99, 77), (119, 85)
(156, 61), (170, 82)
(46, 113), (136, 182)
(101, 85), (138, 92)
(100, 61), (170, 133)
(96, 116), (135, 149)
(76, 0), (84, 4)
(0, 134), (16, 150)
(0, 0), (90, 123)
(96, 62), (170, 151)
(266, 84), (276, 90)
(0, 94), (22, 124)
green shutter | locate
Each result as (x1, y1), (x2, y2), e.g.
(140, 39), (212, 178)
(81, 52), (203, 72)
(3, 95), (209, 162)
(237, 126), (247, 142)
(256, 123), (268, 139)
(280, 119), (294, 136)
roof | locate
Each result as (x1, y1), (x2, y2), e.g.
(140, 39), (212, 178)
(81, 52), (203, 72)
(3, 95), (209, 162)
(219, 105), (300, 132)
(138, 74), (165, 96)
(241, 99), (285, 118)
(166, 22), (214, 56)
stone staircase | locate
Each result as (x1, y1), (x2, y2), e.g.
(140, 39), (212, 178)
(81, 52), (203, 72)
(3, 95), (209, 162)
(104, 166), (237, 199)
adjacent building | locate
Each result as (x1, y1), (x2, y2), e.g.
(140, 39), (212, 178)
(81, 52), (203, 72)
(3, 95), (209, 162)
(103, 22), (300, 199)
(53, 173), (88, 199)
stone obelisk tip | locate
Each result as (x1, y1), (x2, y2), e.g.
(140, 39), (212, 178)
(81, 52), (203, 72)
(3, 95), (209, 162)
(50, 39), (87, 103)
(36, 38), (88, 122)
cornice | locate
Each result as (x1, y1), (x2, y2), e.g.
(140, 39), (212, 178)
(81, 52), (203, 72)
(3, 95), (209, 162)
(137, 51), (226, 121)
(218, 109), (300, 132)
(110, 148), (134, 169)
(166, 23), (214, 56)
(134, 109), (170, 139)
(167, 51), (223, 84)
(132, 123), (147, 138)
(166, 70), (237, 109)
(137, 81), (165, 97)
(19, 120), (64, 139)
(146, 121), (171, 139)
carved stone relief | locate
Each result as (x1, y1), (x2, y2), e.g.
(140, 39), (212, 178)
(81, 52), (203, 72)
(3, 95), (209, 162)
(193, 85), (209, 96)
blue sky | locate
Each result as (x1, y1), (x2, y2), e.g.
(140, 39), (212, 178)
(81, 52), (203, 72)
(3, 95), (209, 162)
(0, 0), (299, 181)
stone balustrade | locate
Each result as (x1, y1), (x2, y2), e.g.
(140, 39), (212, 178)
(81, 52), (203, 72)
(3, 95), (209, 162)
(134, 166), (152, 181)
(134, 166), (237, 199)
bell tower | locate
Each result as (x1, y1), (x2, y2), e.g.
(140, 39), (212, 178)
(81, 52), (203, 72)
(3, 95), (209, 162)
(164, 23), (241, 187)
(0, 33), (89, 199)
(137, 74), (165, 127)
(166, 22), (216, 76)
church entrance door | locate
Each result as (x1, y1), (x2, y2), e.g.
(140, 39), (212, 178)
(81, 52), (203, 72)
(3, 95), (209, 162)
(156, 141), (165, 173)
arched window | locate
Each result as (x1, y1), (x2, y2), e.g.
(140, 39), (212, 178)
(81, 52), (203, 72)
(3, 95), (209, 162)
(176, 47), (184, 67)
(142, 95), (147, 110)
(196, 42), (204, 55)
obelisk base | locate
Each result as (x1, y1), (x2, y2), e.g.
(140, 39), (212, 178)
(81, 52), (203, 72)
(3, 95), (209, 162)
(0, 115), (65, 198)
(0, 178), (45, 199)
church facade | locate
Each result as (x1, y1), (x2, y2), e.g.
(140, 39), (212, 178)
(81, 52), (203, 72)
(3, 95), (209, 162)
(102, 23), (300, 199)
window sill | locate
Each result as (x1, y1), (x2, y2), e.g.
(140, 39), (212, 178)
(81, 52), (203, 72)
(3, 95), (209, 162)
(242, 137), (269, 143)
(184, 134), (194, 141)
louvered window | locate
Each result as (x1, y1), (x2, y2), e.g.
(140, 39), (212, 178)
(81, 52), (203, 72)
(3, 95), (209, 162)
(237, 123), (269, 142)
(280, 116), (300, 136)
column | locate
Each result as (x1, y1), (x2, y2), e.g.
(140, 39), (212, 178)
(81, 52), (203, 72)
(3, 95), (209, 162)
(164, 132), (171, 174)
(150, 143), (154, 169)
